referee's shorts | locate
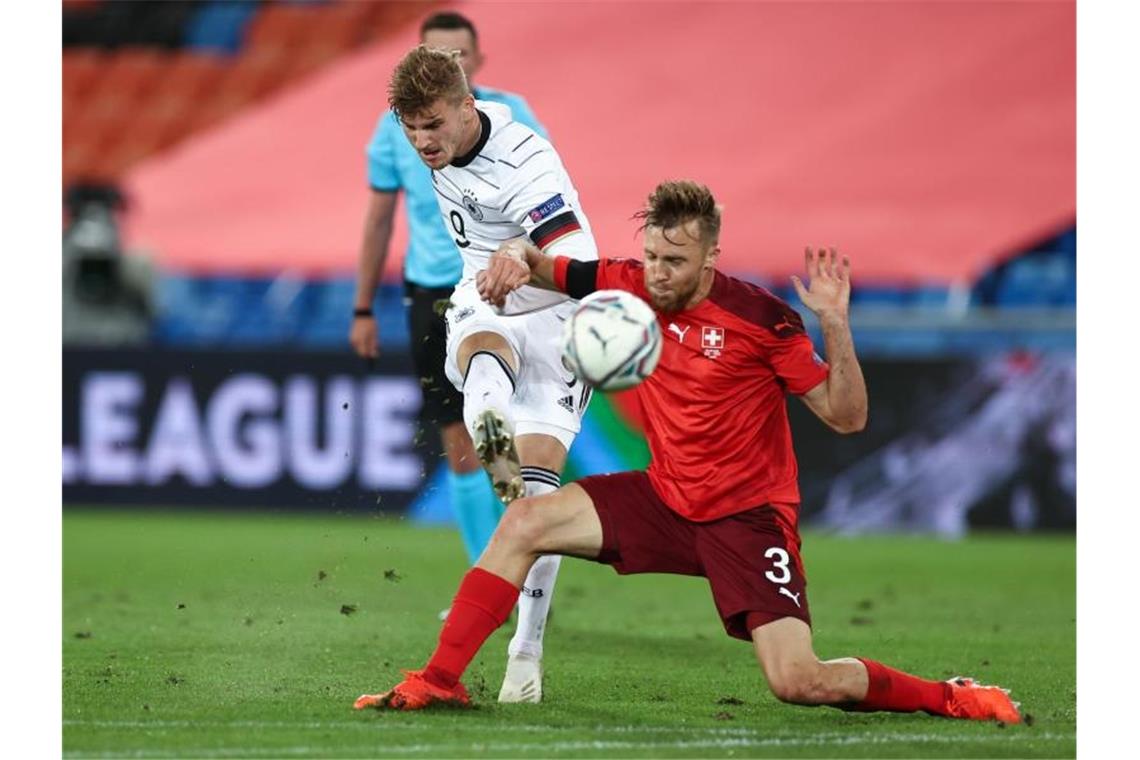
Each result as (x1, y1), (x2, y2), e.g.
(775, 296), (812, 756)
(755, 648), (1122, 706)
(404, 281), (464, 430)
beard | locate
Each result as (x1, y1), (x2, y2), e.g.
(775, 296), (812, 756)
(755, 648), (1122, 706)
(647, 279), (701, 314)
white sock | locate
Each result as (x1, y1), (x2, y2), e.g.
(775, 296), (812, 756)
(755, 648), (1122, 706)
(461, 350), (516, 436)
(508, 468), (563, 660)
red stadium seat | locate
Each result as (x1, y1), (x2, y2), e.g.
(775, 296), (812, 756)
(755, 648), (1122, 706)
(80, 88), (146, 137)
(98, 128), (171, 178)
(98, 48), (170, 101)
(162, 53), (228, 101)
(244, 4), (317, 52)
(62, 48), (107, 101)
(283, 42), (345, 81)
(65, 126), (119, 182)
(220, 47), (291, 101)
(358, 1), (437, 43)
(308, 1), (376, 48)
(128, 95), (197, 154)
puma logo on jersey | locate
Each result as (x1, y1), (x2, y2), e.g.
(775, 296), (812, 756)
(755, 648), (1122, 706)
(778, 587), (802, 608)
(668, 323), (690, 343)
(773, 317), (797, 334)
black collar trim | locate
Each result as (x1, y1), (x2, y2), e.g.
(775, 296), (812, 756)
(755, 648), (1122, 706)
(451, 110), (491, 168)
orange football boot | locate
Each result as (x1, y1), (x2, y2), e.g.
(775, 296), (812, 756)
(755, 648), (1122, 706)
(353, 669), (471, 711)
(944, 676), (1022, 723)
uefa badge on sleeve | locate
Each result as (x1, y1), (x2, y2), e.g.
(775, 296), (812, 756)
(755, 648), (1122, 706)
(701, 326), (725, 359)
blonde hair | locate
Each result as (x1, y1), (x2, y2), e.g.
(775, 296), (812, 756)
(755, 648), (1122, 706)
(633, 180), (722, 246)
(388, 45), (469, 117)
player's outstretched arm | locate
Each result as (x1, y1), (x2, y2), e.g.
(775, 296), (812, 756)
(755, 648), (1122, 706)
(794, 247), (868, 434)
(477, 239), (561, 306)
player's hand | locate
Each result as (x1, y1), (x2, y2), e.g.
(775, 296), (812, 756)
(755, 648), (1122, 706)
(349, 314), (380, 359)
(791, 247), (851, 320)
(477, 240), (533, 306)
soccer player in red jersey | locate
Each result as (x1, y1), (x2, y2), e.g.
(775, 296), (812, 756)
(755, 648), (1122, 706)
(353, 181), (1021, 723)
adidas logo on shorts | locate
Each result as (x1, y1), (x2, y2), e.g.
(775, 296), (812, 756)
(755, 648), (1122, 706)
(557, 395), (574, 413)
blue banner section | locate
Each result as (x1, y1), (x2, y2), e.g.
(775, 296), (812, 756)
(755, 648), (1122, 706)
(62, 348), (1075, 534)
(62, 348), (437, 511)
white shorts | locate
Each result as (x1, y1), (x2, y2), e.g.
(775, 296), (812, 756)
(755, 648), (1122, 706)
(443, 279), (591, 452)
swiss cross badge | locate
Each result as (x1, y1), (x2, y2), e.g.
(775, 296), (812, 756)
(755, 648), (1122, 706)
(701, 326), (725, 358)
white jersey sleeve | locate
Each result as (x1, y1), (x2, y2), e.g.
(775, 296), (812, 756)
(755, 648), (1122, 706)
(501, 152), (598, 262)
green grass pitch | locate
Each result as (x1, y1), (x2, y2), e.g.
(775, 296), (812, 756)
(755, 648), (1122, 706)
(63, 510), (1075, 758)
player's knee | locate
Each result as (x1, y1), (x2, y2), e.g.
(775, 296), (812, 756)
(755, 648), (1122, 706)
(494, 498), (546, 554)
(765, 663), (826, 705)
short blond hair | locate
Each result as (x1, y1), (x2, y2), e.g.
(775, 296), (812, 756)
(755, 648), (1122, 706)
(633, 180), (722, 246)
(388, 45), (469, 117)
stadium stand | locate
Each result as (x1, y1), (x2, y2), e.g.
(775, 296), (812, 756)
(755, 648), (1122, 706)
(62, 0), (435, 184)
(182, 1), (260, 55)
(62, 1), (1073, 356)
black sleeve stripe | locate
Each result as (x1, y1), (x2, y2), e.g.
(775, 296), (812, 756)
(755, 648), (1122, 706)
(566, 260), (600, 299)
(530, 210), (581, 248)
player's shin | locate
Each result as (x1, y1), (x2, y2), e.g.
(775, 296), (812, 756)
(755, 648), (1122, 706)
(842, 658), (951, 715)
(423, 567), (518, 689)
(508, 471), (563, 660)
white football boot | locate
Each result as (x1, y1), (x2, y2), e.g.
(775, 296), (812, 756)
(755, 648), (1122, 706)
(498, 652), (543, 703)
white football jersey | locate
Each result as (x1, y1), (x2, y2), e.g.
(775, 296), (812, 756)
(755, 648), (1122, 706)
(432, 101), (598, 313)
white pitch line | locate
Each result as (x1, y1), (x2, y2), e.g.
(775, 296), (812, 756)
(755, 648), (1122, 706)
(369, 732), (1076, 756)
(62, 719), (790, 735)
(63, 731), (1075, 759)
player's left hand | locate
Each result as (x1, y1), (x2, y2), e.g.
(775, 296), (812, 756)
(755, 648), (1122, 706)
(478, 240), (532, 306)
(791, 247), (851, 320)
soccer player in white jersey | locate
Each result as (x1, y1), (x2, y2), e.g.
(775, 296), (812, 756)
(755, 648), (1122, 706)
(359, 45), (599, 704)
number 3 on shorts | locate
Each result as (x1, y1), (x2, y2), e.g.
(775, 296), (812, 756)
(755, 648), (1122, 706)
(763, 547), (791, 585)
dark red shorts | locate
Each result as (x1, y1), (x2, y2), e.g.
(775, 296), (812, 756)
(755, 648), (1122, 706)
(577, 470), (810, 641)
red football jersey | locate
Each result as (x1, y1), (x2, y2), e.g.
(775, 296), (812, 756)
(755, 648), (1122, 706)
(563, 257), (830, 522)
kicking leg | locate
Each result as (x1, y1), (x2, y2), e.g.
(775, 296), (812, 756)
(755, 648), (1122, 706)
(457, 332), (524, 503)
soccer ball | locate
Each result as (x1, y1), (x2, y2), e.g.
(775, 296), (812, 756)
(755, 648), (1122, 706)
(561, 290), (662, 391)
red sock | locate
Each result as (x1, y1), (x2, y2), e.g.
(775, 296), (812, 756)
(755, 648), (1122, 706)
(848, 658), (952, 715)
(422, 568), (518, 689)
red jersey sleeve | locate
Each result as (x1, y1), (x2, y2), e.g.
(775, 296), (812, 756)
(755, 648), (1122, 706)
(767, 332), (830, 395)
(553, 256), (644, 296)
(552, 255), (574, 291)
(596, 257), (644, 292)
